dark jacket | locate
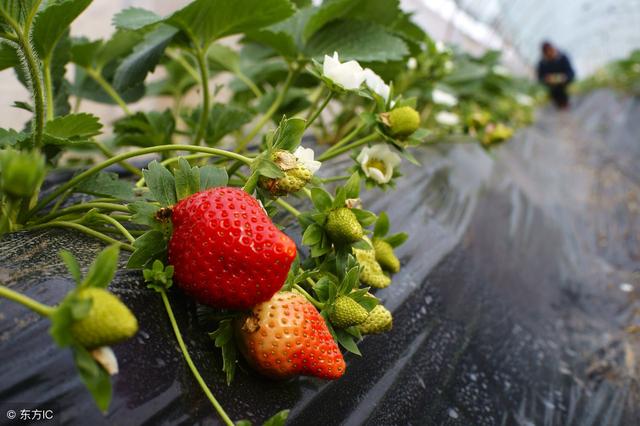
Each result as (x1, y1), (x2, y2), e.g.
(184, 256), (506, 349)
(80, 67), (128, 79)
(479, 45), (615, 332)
(537, 53), (575, 85)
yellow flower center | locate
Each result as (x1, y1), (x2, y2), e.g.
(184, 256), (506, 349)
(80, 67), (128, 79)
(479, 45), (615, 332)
(366, 158), (386, 174)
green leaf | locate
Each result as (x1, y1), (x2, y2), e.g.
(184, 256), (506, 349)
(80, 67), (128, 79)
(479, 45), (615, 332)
(352, 208), (377, 227)
(263, 410), (290, 426)
(252, 157), (284, 179)
(127, 230), (167, 268)
(32, 0), (92, 60)
(143, 259), (173, 292)
(303, 0), (357, 41)
(343, 172), (360, 199)
(272, 117), (305, 151)
(114, 110), (175, 148)
(385, 232), (408, 248)
(113, 7), (162, 30)
(49, 302), (74, 347)
(0, 128), (28, 147)
(81, 245), (120, 288)
(45, 113), (103, 140)
(305, 19), (408, 62)
(373, 211), (390, 238)
(75, 172), (135, 201)
(247, 8), (313, 58)
(0, 0), (37, 26)
(204, 103), (252, 146)
(70, 39), (103, 68)
(334, 328), (361, 355)
(200, 165), (228, 189)
(0, 43), (19, 71)
(128, 201), (160, 227)
(302, 223), (323, 246)
(310, 187), (332, 211)
(72, 345), (112, 412)
(143, 161), (177, 206)
(59, 250), (82, 285)
(209, 319), (238, 384)
(113, 24), (178, 92)
(173, 157), (200, 200)
(351, 238), (372, 250)
(208, 43), (241, 73)
(166, 0), (294, 47)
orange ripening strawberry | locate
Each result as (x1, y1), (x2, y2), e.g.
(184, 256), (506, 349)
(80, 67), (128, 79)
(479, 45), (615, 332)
(168, 187), (297, 310)
(235, 291), (346, 380)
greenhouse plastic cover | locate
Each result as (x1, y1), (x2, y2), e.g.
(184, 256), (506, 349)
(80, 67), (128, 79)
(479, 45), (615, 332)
(428, 0), (640, 75)
(1, 89), (640, 425)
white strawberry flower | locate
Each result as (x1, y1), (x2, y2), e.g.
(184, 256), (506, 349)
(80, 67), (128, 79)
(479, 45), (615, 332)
(293, 146), (321, 174)
(444, 60), (453, 72)
(363, 68), (390, 102)
(322, 52), (365, 91)
(435, 111), (460, 126)
(432, 89), (458, 106)
(356, 144), (401, 184)
(435, 41), (446, 52)
(407, 57), (417, 70)
(515, 93), (533, 106)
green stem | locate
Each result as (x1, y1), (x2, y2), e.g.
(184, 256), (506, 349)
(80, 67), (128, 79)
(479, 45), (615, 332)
(236, 72), (262, 98)
(293, 283), (323, 309)
(25, 221), (135, 251)
(31, 202), (129, 224)
(135, 153), (213, 188)
(43, 56), (54, 120)
(94, 213), (135, 244)
(29, 145), (253, 218)
(94, 143), (143, 177)
(305, 91), (333, 129)
(329, 122), (365, 152)
(86, 68), (131, 116)
(160, 290), (234, 426)
(193, 45), (210, 146)
(0, 285), (55, 317)
(0, 4), (48, 150)
(318, 133), (378, 161)
(236, 69), (298, 152)
(321, 175), (351, 183)
(166, 49), (201, 83)
(275, 198), (301, 217)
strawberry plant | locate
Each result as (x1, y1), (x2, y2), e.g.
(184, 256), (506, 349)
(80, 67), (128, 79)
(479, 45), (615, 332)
(0, 0), (538, 424)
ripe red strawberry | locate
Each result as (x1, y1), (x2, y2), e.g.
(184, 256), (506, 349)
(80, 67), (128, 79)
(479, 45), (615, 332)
(235, 291), (346, 380)
(168, 187), (297, 309)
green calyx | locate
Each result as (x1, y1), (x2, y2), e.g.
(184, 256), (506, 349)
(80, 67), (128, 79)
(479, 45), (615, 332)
(330, 296), (368, 328)
(357, 304), (393, 335)
(70, 288), (139, 349)
(385, 106), (420, 138)
(326, 207), (364, 244)
(353, 244), (391, 289)
(373, 239), (400, 273)
(0, 148), (46, 199)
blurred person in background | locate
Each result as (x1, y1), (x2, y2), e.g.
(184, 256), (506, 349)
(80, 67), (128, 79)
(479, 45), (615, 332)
(537, 41), (575, 109)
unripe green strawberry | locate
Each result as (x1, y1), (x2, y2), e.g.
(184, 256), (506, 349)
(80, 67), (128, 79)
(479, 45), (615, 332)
(385, 106), (420, 138)
(0, 148), (45, 198)
(357, 304), (393, 335)
(330, 296), (368, 328)
(353, 246), (391, 288)
(373, 239), (400, 273)
(259, 150), (313, 196)
(70, 288), (138, 349)
(326, 208), (363, 244)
